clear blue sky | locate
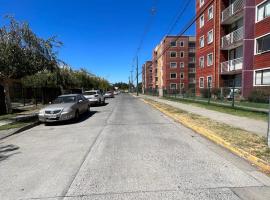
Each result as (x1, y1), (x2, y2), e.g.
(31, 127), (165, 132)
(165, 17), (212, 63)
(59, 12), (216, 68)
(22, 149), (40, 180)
(0, 0), (195, 84)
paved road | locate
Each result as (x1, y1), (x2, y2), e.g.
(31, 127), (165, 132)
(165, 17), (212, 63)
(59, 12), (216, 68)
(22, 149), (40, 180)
(0, 94), (270, 200)
(141, 95), (267, 137)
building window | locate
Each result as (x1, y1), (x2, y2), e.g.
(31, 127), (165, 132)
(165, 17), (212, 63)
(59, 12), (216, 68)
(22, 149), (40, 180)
(180, 51), (184, 58)
(207, 29), (213, 44)
(180, 41), (184, 47)
(200, 0), (205, 7)
(180, 62), (184, 68)
(180, 83), (184, 89)
(170, 41), (177, 47)
(199, 36), (204, 48)
(256, 34), (270, 54)
(170, 51), (177, 57)
(200, 14), (204, 28)
(170, 73), (177, 79)
(207, 53), (213, 66)
(199, 56), (204, 68)
(170, 83), (177, 89)
(199, 77), (204, 88)
(207, 76), (212, 88)
(257, 0), (270, 22)
(180, 73), (184, 79)
(254, 68), (270, 85)
(208, 5), (213, 20)
(170, 62), (177, 68)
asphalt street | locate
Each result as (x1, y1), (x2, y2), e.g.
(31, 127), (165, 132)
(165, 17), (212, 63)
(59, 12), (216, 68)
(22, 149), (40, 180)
(0, 94), (270, 200)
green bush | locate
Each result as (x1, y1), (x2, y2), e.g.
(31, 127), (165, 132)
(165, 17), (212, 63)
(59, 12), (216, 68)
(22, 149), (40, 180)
(248, 88), (270, 103)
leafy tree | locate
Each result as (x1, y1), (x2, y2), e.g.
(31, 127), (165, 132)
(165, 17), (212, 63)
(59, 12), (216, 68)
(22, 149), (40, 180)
(113, 82), (129, 90)
(0, 16), (61, 113)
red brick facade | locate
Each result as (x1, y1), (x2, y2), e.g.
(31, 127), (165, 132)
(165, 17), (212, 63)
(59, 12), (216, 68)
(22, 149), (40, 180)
(142, 61), (153, 92)
(196, 0), (270, 97)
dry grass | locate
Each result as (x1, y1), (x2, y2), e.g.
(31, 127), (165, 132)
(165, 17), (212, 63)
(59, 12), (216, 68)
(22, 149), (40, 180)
(145, 99), (270, 164)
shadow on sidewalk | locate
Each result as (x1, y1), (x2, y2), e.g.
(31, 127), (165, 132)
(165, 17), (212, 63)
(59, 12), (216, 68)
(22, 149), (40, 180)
(0, 144), (20, 162)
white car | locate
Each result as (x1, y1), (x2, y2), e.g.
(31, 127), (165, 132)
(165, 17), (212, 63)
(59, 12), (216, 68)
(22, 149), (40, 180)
(83, 90), (105, 105)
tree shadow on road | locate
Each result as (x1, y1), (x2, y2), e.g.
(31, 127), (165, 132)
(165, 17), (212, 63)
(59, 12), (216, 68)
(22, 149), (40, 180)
(0, 144), (20, 162)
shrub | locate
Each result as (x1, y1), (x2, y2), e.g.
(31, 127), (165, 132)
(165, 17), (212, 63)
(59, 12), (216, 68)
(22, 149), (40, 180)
(248, 87), (270, 103)
(211, 88), (221, 99)
(200, 88), (210, 98)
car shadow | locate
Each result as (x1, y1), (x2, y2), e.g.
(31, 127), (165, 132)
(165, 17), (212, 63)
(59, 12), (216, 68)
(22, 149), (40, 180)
(0, 144), (20, 162)
(91, 102), (109, 107)
(45, 111), (98, 126)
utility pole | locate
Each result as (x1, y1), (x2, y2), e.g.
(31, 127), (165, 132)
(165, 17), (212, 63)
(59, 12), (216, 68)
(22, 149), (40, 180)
(130, 70), (133, 93)
(128, 76), (131, 93)
(136, 56), (139, 96)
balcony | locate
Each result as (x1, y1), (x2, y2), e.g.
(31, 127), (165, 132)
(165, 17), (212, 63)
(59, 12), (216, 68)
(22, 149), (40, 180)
(189, 48), (196, 53)
(221, 0), (244, 24)
(189, 58), (196, 63)
(220, 57), (243, 74)
(188, 68), (196, 73)
(221, 27), (243, 50)
(189, 78), (196, 84)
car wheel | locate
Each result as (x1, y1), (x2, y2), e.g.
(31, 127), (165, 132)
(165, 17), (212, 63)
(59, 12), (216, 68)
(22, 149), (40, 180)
(103, 99), (105, 105)
(87, 105), (91, 113)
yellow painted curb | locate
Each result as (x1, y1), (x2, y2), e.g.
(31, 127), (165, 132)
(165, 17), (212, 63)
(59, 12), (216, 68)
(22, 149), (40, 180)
(141, 98), (270, 173)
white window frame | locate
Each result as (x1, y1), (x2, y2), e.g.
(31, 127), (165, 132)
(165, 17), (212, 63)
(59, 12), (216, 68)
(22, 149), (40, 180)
(200, 14), (204, 28)
(199, 77), (204, 88)
(208, 5), (213, 20)
(170, 51), (177, 58)
(170, 83), (177, 89)
(199, 56), (204, 68)
(170, 41), (177, 47)
(180, 62), (184, 68)
(180, 72), (184, 79)
(180, 51), (184, 58)
(170, 62), (177, 68)
(199, 35), (204, 48)
(207, 29), (213, 44)
(207, 53), (213, 66)
(180, 83), (185, 89)
(199, 0), (205, 7)
(253, 67), (270, 86)
(180, 41), (185, 47)
(170, 73), (177, 79)
(256, 0), (270, 23)
(254, 32), (270, 55)
(207, 76), (212, 88)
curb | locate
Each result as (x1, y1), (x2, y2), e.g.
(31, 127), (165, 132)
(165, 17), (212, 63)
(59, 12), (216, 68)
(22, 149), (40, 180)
(0, 121), (40, 141)
(141, 98), (270, 173)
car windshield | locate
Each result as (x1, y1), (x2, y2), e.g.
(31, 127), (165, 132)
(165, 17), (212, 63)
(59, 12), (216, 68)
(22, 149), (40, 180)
(83, 92), (97, 95)
(53, 96), (76, 104)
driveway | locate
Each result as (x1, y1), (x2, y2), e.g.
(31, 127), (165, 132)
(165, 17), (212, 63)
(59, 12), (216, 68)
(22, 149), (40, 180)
(0, 94), (270, 200)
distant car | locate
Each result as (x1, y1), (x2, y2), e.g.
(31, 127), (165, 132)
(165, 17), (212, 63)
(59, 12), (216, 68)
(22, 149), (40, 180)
(113, 90), (120, 95)
(38, 94), (90, 123)
(226, 88), (240, 100)
(104, 91), (114, 98)
(83, 90), (105, 105)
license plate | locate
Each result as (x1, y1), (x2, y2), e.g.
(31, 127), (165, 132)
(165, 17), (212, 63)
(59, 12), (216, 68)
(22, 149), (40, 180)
(47, 114), (57, 119)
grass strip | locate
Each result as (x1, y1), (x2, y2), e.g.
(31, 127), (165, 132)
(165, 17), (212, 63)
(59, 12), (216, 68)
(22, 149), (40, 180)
(144, 98), (270, 172)
(0, 122), (30, 131)
(163, 96), (268, 122)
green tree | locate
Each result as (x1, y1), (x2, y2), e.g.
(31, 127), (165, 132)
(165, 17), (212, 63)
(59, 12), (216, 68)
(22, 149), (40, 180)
(0, 16), (61, 113)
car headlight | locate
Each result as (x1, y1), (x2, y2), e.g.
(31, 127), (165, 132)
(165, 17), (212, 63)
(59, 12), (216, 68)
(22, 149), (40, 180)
(39, 110), (45, 115)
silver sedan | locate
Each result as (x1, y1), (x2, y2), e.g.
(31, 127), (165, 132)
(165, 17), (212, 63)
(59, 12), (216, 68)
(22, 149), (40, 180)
(38, 94), (90, 123)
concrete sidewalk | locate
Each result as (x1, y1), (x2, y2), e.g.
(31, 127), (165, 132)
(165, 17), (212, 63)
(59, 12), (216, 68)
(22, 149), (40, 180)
(140, 95), (268, 137)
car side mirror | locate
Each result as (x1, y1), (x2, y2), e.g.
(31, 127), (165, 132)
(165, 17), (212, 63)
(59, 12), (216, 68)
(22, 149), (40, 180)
(78, 100), (83, 103)
(49, 102), (52, 104)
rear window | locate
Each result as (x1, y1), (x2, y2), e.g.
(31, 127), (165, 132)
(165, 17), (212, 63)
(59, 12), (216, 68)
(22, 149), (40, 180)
(83, 92), (97, 95)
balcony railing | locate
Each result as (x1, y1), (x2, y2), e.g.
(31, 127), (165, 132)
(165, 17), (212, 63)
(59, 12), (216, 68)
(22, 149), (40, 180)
(220, 57), (243, 74)
(221, 27), (243, 49)
(221, 0), (244, 23)
(189, 48), (196, 53)
(189, 58), (196, 63)
(188, 68), (196, 73)
(189, 78), (196, 84)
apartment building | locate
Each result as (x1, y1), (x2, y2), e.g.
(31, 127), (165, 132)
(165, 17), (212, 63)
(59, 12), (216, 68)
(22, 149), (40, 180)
(150, 35), (196, 96)
(196, 0), (270, 98)
(142, 61), (153, 93)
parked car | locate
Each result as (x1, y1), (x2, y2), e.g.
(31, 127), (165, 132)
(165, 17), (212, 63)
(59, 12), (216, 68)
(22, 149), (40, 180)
(38, 94), (90, 123)
(83, 90), (105, 105)
(226, 88), (241, 100)
(104, 91), (114, 98)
